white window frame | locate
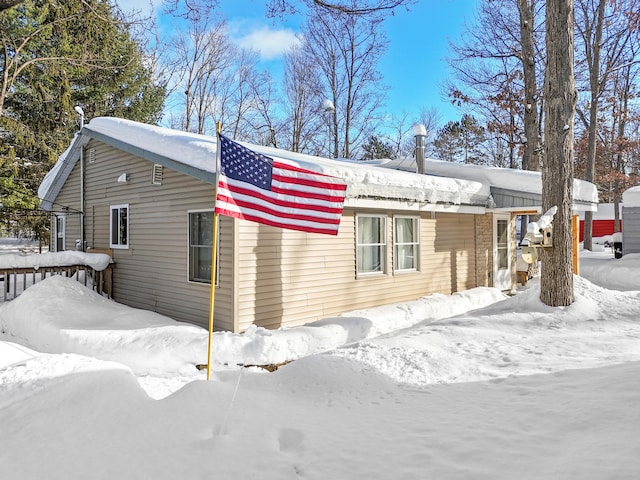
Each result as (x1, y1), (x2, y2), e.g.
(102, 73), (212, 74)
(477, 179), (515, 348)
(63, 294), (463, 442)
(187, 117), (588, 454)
(356, 213), (387, 277)
(187, 210), (219, 286)
(109, 204), (129, 249)
(393, 215), (420, 273)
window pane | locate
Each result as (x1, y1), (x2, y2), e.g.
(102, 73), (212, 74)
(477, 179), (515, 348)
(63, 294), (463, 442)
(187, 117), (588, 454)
(189, 212), (214, 283)
(111, 209), (118, 245)
(358, 216), (381, 244)
(357, 245), (382, 273)
(396, 244), (415, 270)
(497, 219), (508, 269)
(395, 217), (413, 243)
(119, 208), (127, 245)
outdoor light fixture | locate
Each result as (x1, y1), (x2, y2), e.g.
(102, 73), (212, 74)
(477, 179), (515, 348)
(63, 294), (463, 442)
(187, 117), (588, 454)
(322, 99), (335, 113)
(74, 106), (85, 129)
(117, 173), (129, 183)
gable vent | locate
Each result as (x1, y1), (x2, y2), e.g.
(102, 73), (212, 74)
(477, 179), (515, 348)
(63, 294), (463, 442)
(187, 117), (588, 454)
(152, 164), (163, 185)
(88, 148), (96, 163)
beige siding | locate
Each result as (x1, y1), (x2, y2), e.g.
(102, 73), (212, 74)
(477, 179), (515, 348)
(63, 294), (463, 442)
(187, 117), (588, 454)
(56, 140), (235, 331)
(236, 209), (483, 331)
(52, 140), (494, 333)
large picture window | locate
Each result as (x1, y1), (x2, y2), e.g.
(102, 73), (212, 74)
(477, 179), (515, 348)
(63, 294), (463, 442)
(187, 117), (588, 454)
(109, 204), (129, 249)
(394, 216), (419, 271)
(189, 211), (217, 284)
(356, 214), (387, 275)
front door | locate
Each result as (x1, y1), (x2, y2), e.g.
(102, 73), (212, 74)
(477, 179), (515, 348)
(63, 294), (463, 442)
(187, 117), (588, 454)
(493, 214), (511, 290)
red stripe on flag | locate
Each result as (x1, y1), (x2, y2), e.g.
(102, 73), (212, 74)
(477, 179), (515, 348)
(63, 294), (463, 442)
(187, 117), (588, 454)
(218, 180), (344, 214)
(216, 193), (342, 225)
(215, 207), (342, 236)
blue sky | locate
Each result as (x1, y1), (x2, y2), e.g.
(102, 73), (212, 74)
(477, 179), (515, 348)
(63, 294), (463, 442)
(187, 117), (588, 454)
(119, 0), (477, 126)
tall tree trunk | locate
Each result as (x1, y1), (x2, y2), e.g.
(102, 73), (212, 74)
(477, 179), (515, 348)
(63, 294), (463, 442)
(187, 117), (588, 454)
(541, 0), (576, 307)
(518, 0), (541, 172)
(582, 0), (607, 251)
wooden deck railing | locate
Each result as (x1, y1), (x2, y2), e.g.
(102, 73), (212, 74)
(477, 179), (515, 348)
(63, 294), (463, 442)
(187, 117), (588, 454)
(0, 264), (113, 301)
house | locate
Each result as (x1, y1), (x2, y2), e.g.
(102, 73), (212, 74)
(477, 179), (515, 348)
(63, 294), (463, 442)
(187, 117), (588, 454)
(622, 186), (640, 255)
(39, 118), (598, 332)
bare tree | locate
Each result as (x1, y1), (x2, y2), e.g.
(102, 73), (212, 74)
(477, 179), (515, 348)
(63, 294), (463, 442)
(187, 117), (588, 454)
(169, 18), (235, 134)
(447, 0), (545, 172)
(266, 0), (413, 17)
(302, 7), (387, 158)
(282, 43), (325, 153)
(540, 0), (577, 307)
(517, 0), (543, 171)
(574, 0), (636, 250)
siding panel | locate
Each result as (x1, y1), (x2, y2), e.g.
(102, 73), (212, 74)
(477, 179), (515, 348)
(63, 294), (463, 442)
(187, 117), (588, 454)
(55, 141), (235, 331)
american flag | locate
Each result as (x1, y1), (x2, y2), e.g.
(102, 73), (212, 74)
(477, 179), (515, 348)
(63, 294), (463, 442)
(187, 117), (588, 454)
(215, 134), (347, 235)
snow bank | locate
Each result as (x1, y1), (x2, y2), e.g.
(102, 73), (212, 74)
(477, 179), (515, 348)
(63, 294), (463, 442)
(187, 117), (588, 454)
(0, 251), (111, 271)
(0, 276), (505, 376)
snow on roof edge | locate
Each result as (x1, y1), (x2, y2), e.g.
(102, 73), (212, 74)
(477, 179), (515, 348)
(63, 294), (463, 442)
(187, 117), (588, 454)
(43, 117), (491, 208)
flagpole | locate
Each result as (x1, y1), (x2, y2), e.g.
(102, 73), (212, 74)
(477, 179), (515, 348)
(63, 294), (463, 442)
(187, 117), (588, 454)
(206, 122), (222, 381)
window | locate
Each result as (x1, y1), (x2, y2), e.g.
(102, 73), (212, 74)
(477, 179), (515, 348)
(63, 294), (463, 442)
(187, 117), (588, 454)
(496, 218), (509, 269)
(110, 204), (129, 249)
(356, 214), (387, 275)
(189, 211), (217, 284)
(54, 215), (66, 252)
(394, 216), (419, 271)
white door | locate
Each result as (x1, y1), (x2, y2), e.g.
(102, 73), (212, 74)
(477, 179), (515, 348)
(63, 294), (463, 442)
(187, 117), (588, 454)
(493, 214), (511, 290)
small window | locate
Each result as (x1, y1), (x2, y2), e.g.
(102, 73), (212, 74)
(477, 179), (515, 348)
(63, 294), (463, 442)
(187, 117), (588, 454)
(110, 204), (129, 249)
(356, 214), (387, 275)
(394, 216), (419, 272)
(188, 211), (218, 284)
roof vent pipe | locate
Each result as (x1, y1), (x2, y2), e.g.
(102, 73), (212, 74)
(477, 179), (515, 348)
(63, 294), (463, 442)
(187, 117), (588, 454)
(413, 123), (427, 174)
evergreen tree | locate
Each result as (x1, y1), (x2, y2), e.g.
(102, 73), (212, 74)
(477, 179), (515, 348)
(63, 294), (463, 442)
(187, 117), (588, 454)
(0, 0), (165, 240)
(361, 135), (395, 160)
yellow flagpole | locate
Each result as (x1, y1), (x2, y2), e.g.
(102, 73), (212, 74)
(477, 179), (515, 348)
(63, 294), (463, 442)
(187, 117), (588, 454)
(206, 122), (223, 381)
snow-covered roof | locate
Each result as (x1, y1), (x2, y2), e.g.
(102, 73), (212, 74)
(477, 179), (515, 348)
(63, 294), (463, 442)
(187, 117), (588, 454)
(39, 117), (598, 214)
(622, 186), (640, 207)
(39, 117), (490, 211)
(378, 157), (598, 207)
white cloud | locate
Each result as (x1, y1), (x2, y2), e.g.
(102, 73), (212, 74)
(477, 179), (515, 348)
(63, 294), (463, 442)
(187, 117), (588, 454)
(233, 25), (301, 60)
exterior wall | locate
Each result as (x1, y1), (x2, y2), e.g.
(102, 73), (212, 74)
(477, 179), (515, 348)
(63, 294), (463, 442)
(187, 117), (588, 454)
(235, 209), (484, 331)
(54, 140), (236, 331)
(51, 140), (498, 333)
(622, 207), (640, 255)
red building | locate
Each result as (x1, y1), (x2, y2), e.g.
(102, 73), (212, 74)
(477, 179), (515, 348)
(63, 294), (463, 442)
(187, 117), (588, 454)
(579, 203), (622, 241)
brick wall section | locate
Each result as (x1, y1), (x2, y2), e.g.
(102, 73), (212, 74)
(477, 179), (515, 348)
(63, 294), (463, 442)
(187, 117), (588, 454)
(474, 213), (493, 287)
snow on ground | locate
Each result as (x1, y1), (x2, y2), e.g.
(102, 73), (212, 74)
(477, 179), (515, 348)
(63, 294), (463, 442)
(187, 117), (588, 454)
(1, 239), (640, 479)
